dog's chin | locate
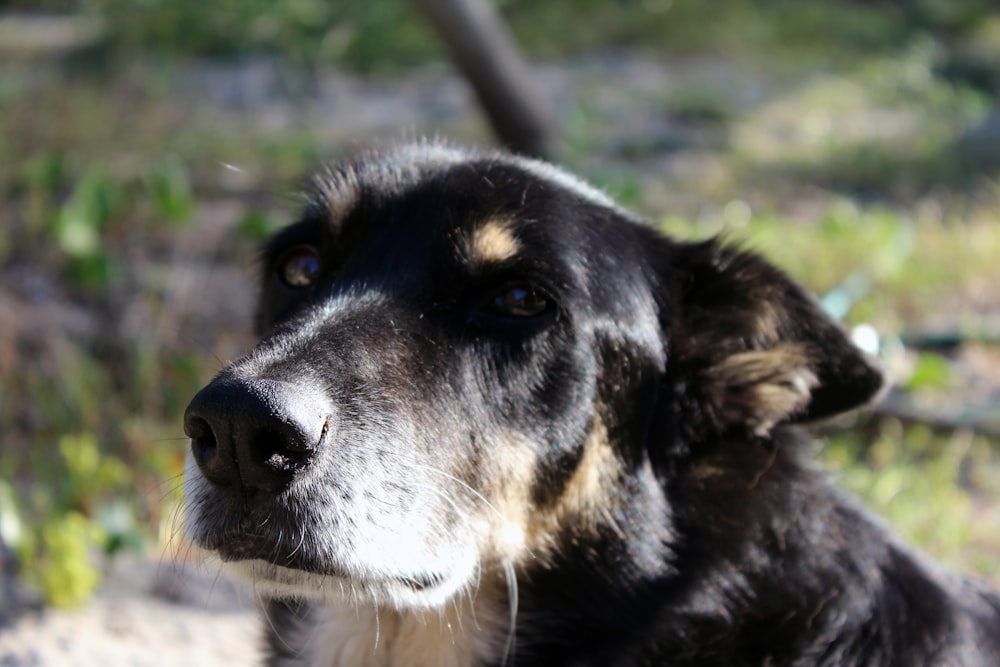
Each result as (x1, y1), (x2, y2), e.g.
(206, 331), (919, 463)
(217, 556), (478, 611)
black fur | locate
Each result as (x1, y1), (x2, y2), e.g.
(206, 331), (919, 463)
(183, 142), (1000, 666)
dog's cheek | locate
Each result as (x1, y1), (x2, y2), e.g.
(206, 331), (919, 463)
(475, 419), (624, 567)
(451, 327), (613, 562)
(478, 434), (541, 562)
(531, 418), (623, 552)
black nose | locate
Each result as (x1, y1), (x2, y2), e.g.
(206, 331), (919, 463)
(183, 376), (334, 493)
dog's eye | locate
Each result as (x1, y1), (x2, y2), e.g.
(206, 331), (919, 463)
(485, 283), (552, 318)
(279, 246), (320, 288)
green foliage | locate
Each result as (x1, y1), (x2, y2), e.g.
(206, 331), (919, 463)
(501, 0), (914, 62)
(912, 0), (994, 32)
(19, 152), (69, 231)
(3, 149), (211, 606)
(55, 168), (119, 253)
(78, 0), (997, 71)
(148, 155), (194, 225)
(92, 0), (440, 72)
(59, 433), (130, 511)
(23, 156), (204, 293)
(658, 199), (1000, 328)
(239, 209), (283, 241)
(822, 423), (992, 567)
(665, 87), (736, 126)
(905, 353), (954, 392)
(728, 37), (993, 198)
(53, 166), (121, 290)
(22, 512), (104, 609)
(12, 434), (133, 608)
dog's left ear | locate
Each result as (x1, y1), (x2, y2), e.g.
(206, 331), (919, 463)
(662, 238), (884, 436)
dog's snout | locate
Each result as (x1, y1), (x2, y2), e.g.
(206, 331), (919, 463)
(184, 377), (334, 493)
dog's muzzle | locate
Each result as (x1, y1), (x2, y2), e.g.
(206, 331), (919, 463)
(183, 376), (334, 493)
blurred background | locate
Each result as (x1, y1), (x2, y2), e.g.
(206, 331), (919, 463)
(1, 0), (999, 662)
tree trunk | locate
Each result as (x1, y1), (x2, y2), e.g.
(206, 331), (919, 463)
(412, 0), (556, 159)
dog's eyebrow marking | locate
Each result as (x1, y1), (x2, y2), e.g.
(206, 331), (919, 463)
(470, 217), (520, 265)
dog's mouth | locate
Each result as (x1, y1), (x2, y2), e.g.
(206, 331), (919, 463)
(396, 572), (446, 592)
(214, 533), (312, 569)
(220, 556), (458, 609)
(199, 528), (460, 607)
(217, 538), (442, 590)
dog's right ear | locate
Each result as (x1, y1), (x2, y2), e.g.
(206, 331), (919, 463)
(658, 238), (884, 438)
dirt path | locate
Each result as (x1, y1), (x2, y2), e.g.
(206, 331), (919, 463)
(0, 555), (260, 666)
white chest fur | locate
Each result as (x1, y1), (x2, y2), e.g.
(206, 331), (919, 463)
(293, 596), (510, 667)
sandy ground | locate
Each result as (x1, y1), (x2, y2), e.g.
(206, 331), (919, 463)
(0, 554), (261, 666)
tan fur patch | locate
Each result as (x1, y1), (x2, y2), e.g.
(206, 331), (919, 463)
(484, 437), (537, 562)
(543, 419), (621, 537)
(485, 420), (622, 563)
(469, 218), (520, 265)
(706, 344), (818, 434)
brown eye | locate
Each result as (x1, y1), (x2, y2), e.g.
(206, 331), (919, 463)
(486, 283), (551, 318)
(279, 246), (320, 288)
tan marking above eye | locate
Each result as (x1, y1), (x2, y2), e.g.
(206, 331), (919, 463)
(470, 218), (520, 264)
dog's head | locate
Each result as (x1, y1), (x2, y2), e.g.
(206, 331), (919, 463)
(183, 142), (883, 610)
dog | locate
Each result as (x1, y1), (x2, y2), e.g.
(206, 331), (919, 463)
(183, 141), (1000, 666)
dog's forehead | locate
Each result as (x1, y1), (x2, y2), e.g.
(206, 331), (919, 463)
(299, 143), (654, 302)
(312, 144), (623, 236)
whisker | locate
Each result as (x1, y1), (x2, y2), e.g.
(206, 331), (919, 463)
(501, 559), (519, 666)
(394, 459), (509, 524)
(286, 529), (307, 560)
(370, 584), (382, 653)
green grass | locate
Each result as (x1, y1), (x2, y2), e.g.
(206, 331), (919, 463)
(824, 423), (1000, 583)
(660, 201), (1000, 322)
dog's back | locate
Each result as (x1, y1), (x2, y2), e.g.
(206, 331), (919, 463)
(183, 142), (1000, 666)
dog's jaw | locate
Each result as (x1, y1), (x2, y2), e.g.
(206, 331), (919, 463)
(220, 557), (480, 611)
